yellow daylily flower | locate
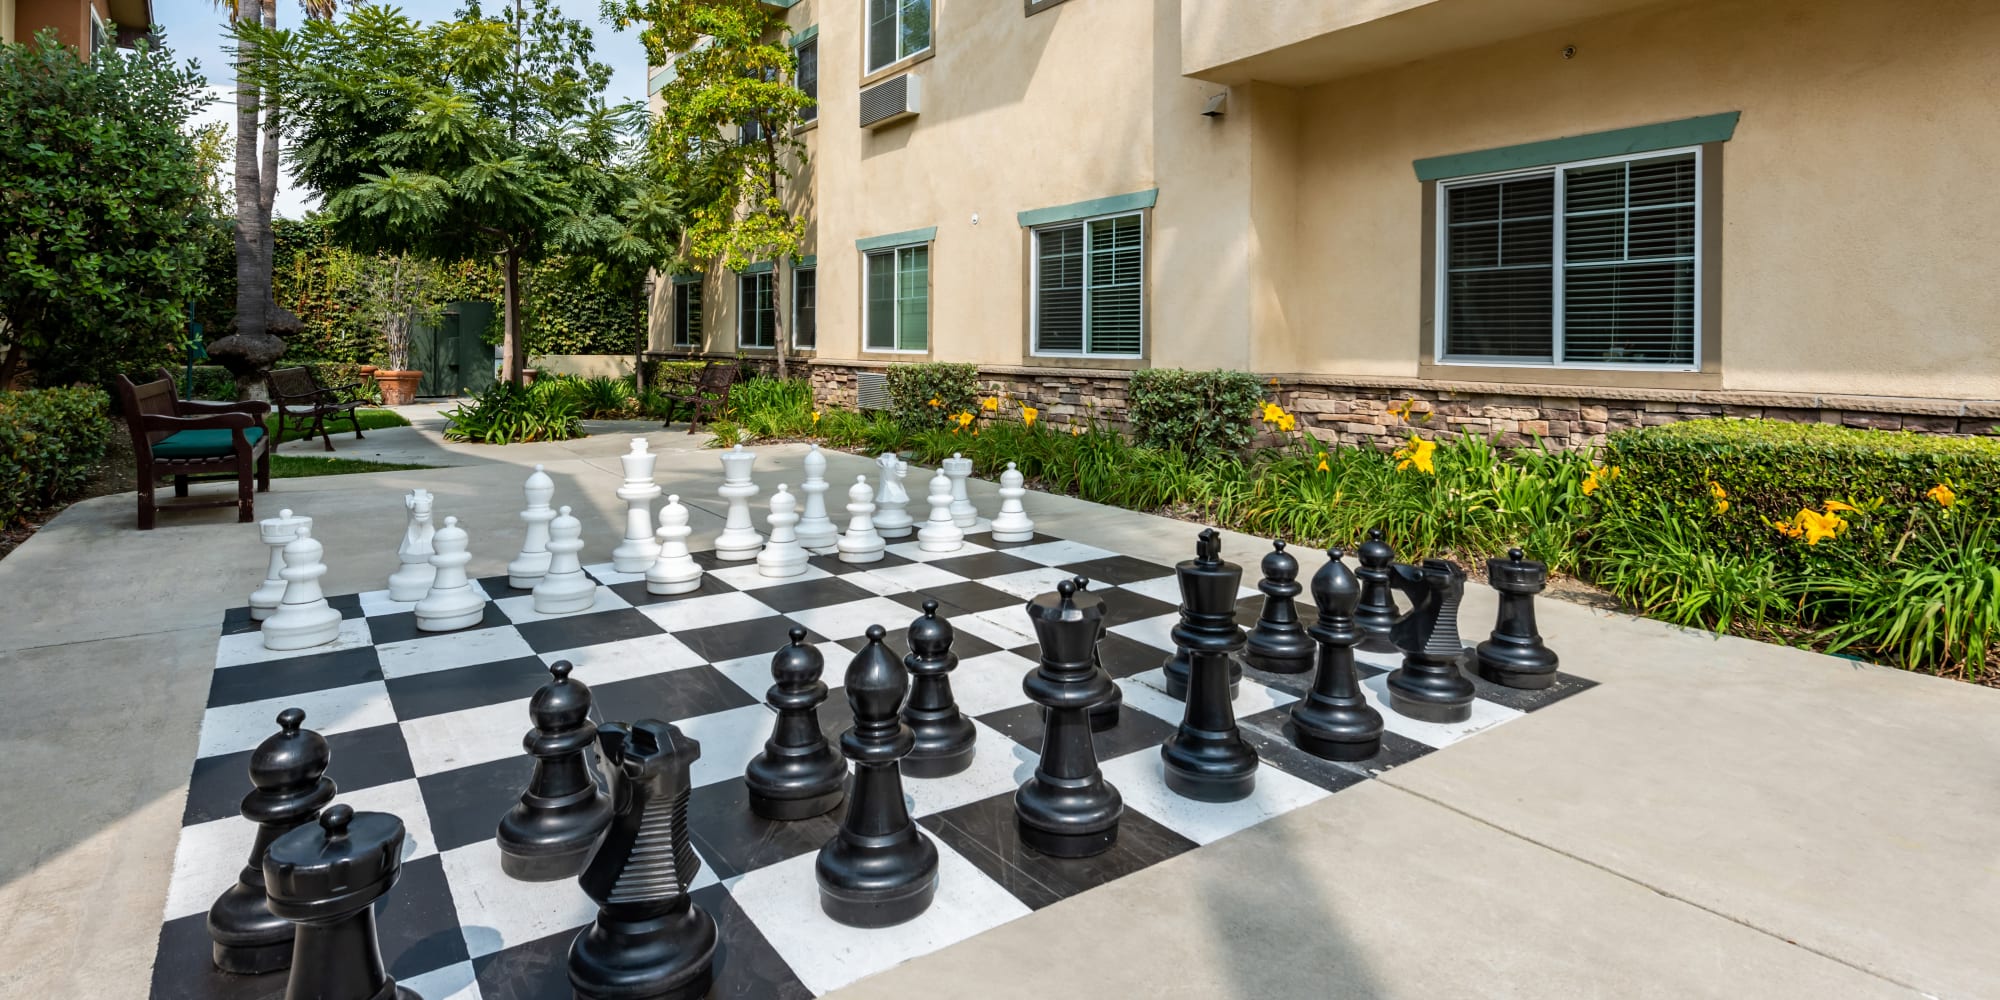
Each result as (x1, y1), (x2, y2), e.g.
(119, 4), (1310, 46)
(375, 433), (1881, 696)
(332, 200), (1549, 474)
(1260, 401), (1286, 424)
(1316, 456), (1330, 473)
(1268, 377), (1279, 386)
(1927, 483), (1957, 507)
(980, 396), (1000, 412)
(1821, 499), (1857, 513)
(1708, 481), (1727, 500)
(1581, 469), (1600, 495)
(1795, 508), (1846, 545)
(1276, 413), (1297, 433)
(928, 397), (941, 408)
(811, 410), (822, 425)
(1715, 499), (1730, 514)
(1070, 426), (1082, 436)
(952, 411), (975, 429)
(1393, 435), (1436, 475)
(1021, 405), (1039, 428)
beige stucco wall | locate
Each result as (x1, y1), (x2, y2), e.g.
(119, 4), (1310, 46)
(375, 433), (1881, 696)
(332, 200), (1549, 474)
(1, 0), (17, 45)
(1289, 0), (2000, 401)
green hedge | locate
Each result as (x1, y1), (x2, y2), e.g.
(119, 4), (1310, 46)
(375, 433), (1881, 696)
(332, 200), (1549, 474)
(0, 387), (113, 526)
(886, 362), (979, 431)
(1127, 368), (1266, 455)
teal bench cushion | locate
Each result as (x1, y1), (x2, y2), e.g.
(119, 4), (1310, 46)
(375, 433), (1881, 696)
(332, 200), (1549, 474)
(154, 426), (265, 458)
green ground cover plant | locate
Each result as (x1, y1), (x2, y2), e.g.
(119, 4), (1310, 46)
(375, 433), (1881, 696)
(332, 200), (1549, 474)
(0, 387), (114, 527)
(263, 407), (410, 446)
(270, 454), (433, 478)
(443, 380), (585, 444)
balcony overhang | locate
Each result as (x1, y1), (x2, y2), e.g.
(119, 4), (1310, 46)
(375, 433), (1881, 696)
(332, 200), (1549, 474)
(108, 0), (151, 34)
(1183, 0), (1679, 87)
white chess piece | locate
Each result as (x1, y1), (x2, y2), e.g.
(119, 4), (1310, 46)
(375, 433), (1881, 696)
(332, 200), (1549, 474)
(416, 516), (487, 632)
(250, 508), (310, 621)
(714, 444), (764, 560)
(611, 439), (663, 573)
(872, 453), (913, 539)
(508, 465), (556, 589)
(388, 488), (437, 602)
(990, 462), (1036, 543)
(534, 506), (598, 614)
(917, 470), (964, 553)
(943, 453), (979, 529)
(646, 494), (703, 595)
(837, 475), (885, 564)
(757, 484), (809, 578)
(794, 443), (839, 551)
(263, 524), (343, 651)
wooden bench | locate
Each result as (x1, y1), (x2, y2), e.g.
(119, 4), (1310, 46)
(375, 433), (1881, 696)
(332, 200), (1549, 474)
(116, 369), (271, 529)
(266, 365), (366, 452)
(660, 361), (739, 433)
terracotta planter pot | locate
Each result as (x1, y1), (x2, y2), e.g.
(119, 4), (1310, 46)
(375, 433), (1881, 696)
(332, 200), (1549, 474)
(357, 364), (378, 382)
(376, 369), (422, 406)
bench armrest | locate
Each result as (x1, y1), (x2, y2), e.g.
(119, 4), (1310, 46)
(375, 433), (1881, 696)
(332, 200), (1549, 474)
(178, 399), (272, 417)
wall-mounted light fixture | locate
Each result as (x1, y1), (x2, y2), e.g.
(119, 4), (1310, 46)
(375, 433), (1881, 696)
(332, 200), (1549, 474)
(1201, 91), (1229, 118)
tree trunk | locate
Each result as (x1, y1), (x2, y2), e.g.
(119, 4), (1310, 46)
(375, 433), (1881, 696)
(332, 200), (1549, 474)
(503, 248), (524, 386)
(771, 260), (788, 381)
(231, 3), (264, 346)
(256, 0), (279, 290)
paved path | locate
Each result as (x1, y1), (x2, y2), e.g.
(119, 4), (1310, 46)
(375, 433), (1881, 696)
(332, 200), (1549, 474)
(2, 418), (1994, 998)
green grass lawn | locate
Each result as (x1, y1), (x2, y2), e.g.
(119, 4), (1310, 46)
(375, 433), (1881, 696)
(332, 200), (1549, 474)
(270, 454), (433, 479)
(266, 407), (411, 445)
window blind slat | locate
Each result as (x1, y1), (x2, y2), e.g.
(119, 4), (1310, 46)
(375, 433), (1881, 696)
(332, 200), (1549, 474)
(1036, 224), (1084, 353)
(1444, 176), (1555, 360)
(1086, 215), (1142, 356)
(865, 251), (895, 350)
(896, 246), (929, 352)
(792, 268), (816, 349)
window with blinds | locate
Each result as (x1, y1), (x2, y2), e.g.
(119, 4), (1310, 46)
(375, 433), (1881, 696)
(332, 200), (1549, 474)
(1439, 149), (1699, 369)
(864, 245), (928, 352)
(796, 37), (818, 123)
(1033, 212), (1143, 357)
(671, 281), (702, 349)
(867, 0), (931, 73)
(738, 273), (776, 349)
(792, 267), (817, 349)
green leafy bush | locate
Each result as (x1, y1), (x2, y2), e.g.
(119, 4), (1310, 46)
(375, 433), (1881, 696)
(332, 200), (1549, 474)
(1127, 368), (1265, 455)
(0, 387), (113, 526)
(564, 375), (636, 418)
(885, 363), (978, 431)
(442, 380), (583, 444)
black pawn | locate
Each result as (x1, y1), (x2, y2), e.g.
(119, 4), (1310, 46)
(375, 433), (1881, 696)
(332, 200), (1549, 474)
(570, 719), (717, 1000)
(1353, 528), (1400, 650)
(902, 601), (978, 778)
(1289, 549), (1384, 761)
(1069, 577), (1121, 731)
(498, 661), (614, 881)
(746, 627), (847, 818)
(1476, 549), (1561, 689)
(263, 804), (419, 1000)
(1016, 580), (1123, 857)
(208, 707), (336, 974)
(1245, 540), (1314, 673)
(1385, 559), (1477, 724)
(1160, 529), (1260, 802)
(817, 625), (939, 928)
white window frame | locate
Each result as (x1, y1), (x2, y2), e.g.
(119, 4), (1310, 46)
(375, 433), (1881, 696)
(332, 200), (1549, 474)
(795, 35), (819, 124)
(866, 0), (933, 74)
(862, 243), (930, 355)
(671, 280), (702, 349)
(1433, 144), (1703, 372)
(791, 264), (817, 350)
(737, 271), (776, 349)
(1029, 209), (1146, 360)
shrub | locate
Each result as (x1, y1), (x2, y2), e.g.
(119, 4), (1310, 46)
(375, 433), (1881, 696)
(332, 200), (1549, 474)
(0, 386), (113, 526)
(566, 375), (636, 418)
(885, 362), (978, 431)
(442, 380), (583, 443)
(1127, 368), (1265, 455)
(725, 378), (815, 439)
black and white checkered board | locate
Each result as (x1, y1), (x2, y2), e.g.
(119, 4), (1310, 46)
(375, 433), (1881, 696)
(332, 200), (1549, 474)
(154, 531), (1594, 999)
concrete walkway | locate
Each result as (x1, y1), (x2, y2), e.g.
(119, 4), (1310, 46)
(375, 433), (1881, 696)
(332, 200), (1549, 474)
(2, 417), (1995, 998)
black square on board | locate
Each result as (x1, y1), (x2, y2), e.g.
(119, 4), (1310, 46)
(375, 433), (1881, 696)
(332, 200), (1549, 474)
(976, 698), (1179, 760)
(1093, 590), (1177, 631)
(1473, 670), (1598, 713)
(183, 723), (415, 826)
(918, 792), (1198, 911)
(673, 616), (818, 663)
(925, 551), (1042, 579)
(1058, 554), (1177, 587)
(963, 530), (1057, 550)
(688, 776), (847, 880)
(1237, 705), (1433, 779)
(513, 608), (664, 654)
(591, 664), (761, 724)
(207, 646), (383, 709)
(368, 604), (513, 646)
(220, 606), (259, 637)
(418, 754), (539, 854)
(471, 927), (571, 1000)
(386, 656), (554, 721)
(749, 576), (874, 613)
(834, 626), (1001, 663)
(806, 551), (913, 575)
(899, 580), (1024, 615)
(1096, 633), (1172, 680)
(607, 574), (737, 608)
(381, 854), (472, 980)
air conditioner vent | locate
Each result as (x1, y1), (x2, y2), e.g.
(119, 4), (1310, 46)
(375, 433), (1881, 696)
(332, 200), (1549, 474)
(859, 73), (921, 129)
(855, 371), (891, 410)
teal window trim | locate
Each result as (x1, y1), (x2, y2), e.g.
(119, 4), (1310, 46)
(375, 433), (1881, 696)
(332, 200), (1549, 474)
(669, 272), (702, 286)
(856, 226), (937, 252)
(794, 254), (817, 269)
(735, 261), (774, 275)
(791, 24), (818, 47)
(1017, 188), (1159, 229)
(768, 0), (802, 7)
(1414, 112), (1738, 182)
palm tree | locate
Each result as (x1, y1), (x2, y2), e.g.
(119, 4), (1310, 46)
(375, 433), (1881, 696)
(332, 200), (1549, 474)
(204, 0), (337, 396)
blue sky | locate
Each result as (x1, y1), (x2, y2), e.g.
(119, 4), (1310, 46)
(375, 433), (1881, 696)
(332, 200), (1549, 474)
(156, 0), (653, 218)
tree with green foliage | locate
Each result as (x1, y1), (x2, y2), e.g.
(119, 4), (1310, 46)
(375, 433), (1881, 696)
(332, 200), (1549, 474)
(0, 31), (217, 388)
(248, 0), (673, 385)
(604, 0), (812, 377)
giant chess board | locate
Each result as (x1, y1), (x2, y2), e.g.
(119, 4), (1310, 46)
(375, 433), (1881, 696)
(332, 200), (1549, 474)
(155, 530), (1595, 999)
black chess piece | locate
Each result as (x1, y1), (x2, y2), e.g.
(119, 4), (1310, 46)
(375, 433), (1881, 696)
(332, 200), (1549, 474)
(1353, 528), (1400, 650)
(746, 627), (848, 819)
(569, 719), (717, 1000)
(817, 625), (940, 928)
(208, 707), (336, 974)
(1288, 549), (1384, 761)
(1016, 580), (1123, 857)
(1385, 559), (1477, 724)
(1071, 577), (1122, 731)
(263, 804), (419, 1000)
(902, 601), (978, 778)
(1245, 540), (1314, 673)
(1476, 548), (1561, 689)
(1160, 529), (1260, 802)
(498, 661), (614, 881)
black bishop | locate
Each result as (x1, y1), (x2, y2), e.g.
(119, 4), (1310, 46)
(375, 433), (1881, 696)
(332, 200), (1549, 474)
(1288, 549), (1384, 761)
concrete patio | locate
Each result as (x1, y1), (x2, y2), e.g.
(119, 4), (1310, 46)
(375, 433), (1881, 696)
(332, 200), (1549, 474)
(1, 410), (1993, 999)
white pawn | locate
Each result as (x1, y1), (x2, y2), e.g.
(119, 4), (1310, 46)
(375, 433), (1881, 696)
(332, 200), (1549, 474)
(943, 453), (979, 529)
(611, 439), (663, 573)
(250, 508), (310, 621)
(508, 465), (557, 589)
(646, 495), (703, 595)
(714, 444), (764, 561)
(990, 462), (1036, 543)
(388, 488), (437, 602)
(872, 453), (913, 539)
(416, 516), (486, 632)
(917, 470), (964, 553)
(837, 475), (885, 564)
(534, 506), (597, 615)
(757, 485), (809, 578)
(263, 524), (342, 651)
(794, 444), (839, 552)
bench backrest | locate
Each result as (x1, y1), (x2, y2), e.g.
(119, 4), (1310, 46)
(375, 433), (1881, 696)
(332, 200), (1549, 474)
(268, 366), (321, 401)
(696, 363), (738, 393)
(116, 373), (182, 447)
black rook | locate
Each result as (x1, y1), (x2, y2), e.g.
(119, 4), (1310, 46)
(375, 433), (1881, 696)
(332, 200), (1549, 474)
(263, 804), (418, 1000)
(1015, 580), (1123, 857)
(497, 661), (613, 881)
(1475, 549), (1561, 689)
(1159, 529), (1260, 802)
